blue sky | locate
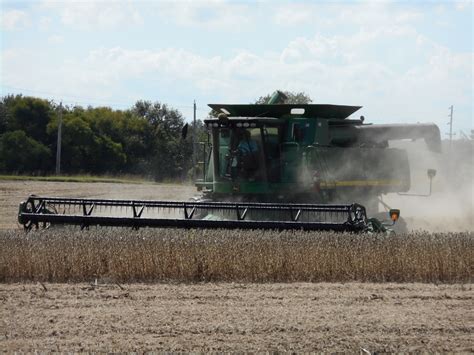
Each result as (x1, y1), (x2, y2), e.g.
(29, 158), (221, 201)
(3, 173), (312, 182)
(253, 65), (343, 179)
(1, 0), (472, 136)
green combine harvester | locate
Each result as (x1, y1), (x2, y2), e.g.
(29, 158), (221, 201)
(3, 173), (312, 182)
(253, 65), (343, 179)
(18, 91), (441, 233)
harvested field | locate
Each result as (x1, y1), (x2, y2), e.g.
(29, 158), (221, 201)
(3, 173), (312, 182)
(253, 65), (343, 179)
(0, 282), (472, 352)
(1, 229), (472, 283)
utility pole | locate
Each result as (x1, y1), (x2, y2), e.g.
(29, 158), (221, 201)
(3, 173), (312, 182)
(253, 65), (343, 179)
(55, 102), (63, 175)
(447, 105), (454, 149)
(192, 100), (196, 181)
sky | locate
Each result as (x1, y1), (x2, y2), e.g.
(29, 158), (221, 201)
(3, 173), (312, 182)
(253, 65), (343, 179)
(1, 0), (473, 137)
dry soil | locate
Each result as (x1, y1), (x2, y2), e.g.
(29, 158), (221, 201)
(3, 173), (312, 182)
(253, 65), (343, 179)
(0, 282), (472, 352)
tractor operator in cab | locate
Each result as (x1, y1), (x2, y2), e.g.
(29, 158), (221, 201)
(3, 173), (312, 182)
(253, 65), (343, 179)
(237, 129), (258, 156)
(229, 129), (259, 179)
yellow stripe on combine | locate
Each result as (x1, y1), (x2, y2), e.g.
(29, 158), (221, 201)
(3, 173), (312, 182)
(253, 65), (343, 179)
(320, 180), (403, 188)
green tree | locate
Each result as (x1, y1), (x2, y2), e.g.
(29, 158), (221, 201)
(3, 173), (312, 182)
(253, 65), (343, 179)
(132, 100), (191, 180)
(49, 115), (95, 172)
(0, 95), (16, 135)
(133, 100), (184, 136)
(6, 95), (54, 144)
(47, 110), (127, 174)
(118, 110), (154, 172)
(0, 102), (7, 135)
(209, 90), (313, 117)
(254, 90), (312, 104)
(90, 135), (127, 173)
(0, 130), (51, 173)
(85, 106), (151, 172)
(0, 94), (198, 179)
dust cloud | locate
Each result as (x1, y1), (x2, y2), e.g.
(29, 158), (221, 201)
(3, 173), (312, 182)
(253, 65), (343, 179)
(383, 139), (473, 232)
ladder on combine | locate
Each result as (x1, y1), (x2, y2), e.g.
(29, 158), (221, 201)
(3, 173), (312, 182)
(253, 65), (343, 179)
(18, 196), (370, 232)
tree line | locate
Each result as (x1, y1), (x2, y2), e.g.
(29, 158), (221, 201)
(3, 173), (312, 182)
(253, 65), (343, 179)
(0, 95), (206, 181)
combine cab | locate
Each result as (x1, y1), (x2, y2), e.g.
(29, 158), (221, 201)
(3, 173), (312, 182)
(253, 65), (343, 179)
(18, 92), (440, 233)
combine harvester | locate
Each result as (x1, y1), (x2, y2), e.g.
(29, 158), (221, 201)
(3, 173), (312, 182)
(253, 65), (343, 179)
(18, 92), (441, 233)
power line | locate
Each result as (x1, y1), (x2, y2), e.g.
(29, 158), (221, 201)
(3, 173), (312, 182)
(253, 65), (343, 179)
(1, 85), (131, 107)
(0, 84), (210, 112)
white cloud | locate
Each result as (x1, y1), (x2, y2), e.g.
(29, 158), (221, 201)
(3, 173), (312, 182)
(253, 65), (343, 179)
(38, 0), (252, 32)
(274, 4), (315, 26)
(1, 9), (30, 30)
(39, 16), (52, 30)
(156, 1), (252, 30)
(47, 34), (64, 44)
(4, 24), (471, 113)
(274, 2), (423, 29)
(40, 0), (143, 30)
(338, 2), (423, 27)
(455, 1), (471, 11)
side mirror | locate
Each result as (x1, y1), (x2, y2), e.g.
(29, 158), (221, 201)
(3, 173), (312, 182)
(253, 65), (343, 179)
(181, 123), (188, 140)
(427, 169), (436, 179)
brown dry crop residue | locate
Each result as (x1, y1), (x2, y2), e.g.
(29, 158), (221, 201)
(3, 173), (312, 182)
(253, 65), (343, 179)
(0, 282), (472, 352)
(1, 229), (472, 283)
